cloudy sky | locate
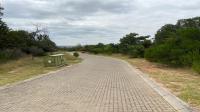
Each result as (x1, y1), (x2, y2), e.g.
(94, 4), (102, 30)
(1, 0), (200, 45)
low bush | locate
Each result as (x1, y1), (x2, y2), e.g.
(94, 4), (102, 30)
(192, 61), (200, 74)
(73, 52), (79, 57)
(0, 49), (25, 61)
(128, 45), (145, 58)
(29, 46), (45, 56)
(192, 51), (200, 74)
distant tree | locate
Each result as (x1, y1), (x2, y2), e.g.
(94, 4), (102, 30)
(107, 43), (119, 53)
(0, 21), (9, 49)
(119, 33), (151, 57)
(142, 39), (152, 48)
(73, 52), (79, 57)
(0, 5), (4, 18)
(120, 33), (138, 45)
(177, 17), (200, 28)
(119, 33), (138, 54)
(146, 26), (200, 71)
(154, 24), (177, 44)
(128, 45), (145, 58)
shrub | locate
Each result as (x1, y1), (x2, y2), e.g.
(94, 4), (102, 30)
(10, 49), (25, 59)
(0, 49), (24, 61)
(128, 45), (145, 58)
(193, 61), (200, 74)
(145, 27), (200, 72)
(29, 46), (45, 56)
(73, 52), (79, 57)
(145, 44), (170, 63)
(145, 43), (184, 66)
(191, 51), (200, 73)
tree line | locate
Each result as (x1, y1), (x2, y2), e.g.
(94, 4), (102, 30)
(145, 17), (200, 73)
(67, 17), (200, 73)
(0, 6), (57, 61)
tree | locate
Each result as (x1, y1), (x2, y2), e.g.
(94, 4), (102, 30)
(6, 30), (29, 49)
(146, 18), (198, 66)
(0, 6), (9, 50)
(120, 33), (138, 45)
(119, 33), (138, 54)
(128, 45), (145, 58)
(0, 6), (57, 61)
(0, 6), (3, 17)
(119, 33), (151, 57)
(154, 24), (177, 44)
(177, 17), (200, 28)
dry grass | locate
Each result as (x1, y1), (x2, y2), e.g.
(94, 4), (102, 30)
(110, 54), (200, 110)
(0, 52), (81, 86)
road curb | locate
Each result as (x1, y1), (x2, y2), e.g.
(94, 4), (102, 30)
(120, 59), (195, 112)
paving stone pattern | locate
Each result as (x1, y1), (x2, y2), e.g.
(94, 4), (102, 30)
(0, 54), (176, 112)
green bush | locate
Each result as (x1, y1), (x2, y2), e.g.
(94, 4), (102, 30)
(145, 26), (200, 73)
(191, 51), (200, 74)
(145, 42), (185, 66)
(128, 45), (145, 58)
(192, 62), (200, 74)
(29, 46), (45, 56)
(145, 44), (170, 63)
(73, 52), (79, 57)
(0, 49), (24, 61)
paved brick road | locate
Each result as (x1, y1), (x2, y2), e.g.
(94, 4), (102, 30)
(0, 54), (176, 112)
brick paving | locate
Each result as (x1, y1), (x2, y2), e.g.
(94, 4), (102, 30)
(0, 54), (176, 112)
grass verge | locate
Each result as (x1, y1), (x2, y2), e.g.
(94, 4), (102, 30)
(0, 52), (81, 86)
(109, 54), (200, 110)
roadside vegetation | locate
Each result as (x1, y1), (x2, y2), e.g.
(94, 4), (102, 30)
(0, 6), (56, 62)
(0, 7), (81, 86)
(73, 52), (80, 57)
(0, 52), (80, 86)
(67, 17), (200, 74)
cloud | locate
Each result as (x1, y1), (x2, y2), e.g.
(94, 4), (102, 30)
(2, 0), (200, 45)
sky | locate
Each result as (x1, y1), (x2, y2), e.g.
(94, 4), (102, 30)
(1, 0), (200, 46)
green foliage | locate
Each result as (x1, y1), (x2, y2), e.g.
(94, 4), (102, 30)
(128, 45), (145, 58)
(0, 6), (57, 61)
(145, 43), (185, 66)
(119, 33), (151, 57)
(63, 16), (200, 73)
(0, 20), (9, 49)
(120, 33), (138, 45)
(68, 33), (151, 58)
(177, 17), (200, 28)
(0, 49), (25, 62)
(145, 17), (200, 73)
(29, 46), (45, 56)
(191, 50), (200, 73)
(155, 24), (177, 44)
(5, 30), (29, 49)
(193, 61), (200, 74)
(0, 29), (56, 60)
(73, 52), (79, 57)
